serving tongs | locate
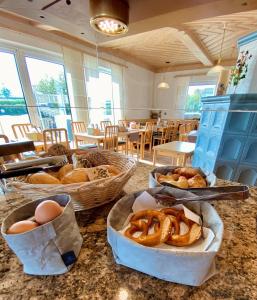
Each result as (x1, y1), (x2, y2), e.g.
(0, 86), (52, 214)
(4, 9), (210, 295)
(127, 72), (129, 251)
(0, 155), (68, 179)
(155, 185), (250, 206)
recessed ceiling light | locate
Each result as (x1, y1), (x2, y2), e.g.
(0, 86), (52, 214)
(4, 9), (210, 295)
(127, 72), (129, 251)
(89, 0), (129, 36)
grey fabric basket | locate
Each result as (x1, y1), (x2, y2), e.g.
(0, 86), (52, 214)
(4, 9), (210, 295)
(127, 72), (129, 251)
(149, 166), (216, 189)
(107, 187), (223, 286)
(1, 194), (83, 275)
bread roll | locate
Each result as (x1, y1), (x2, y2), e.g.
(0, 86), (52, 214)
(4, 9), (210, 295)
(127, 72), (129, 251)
(61, 168), (89, 184)
(174, 167), (199, 178)
(188, 174), (207, 188)
(27, 172), (61, 184)
(106, 165), (120, 176)
(57, 164), (73, 179)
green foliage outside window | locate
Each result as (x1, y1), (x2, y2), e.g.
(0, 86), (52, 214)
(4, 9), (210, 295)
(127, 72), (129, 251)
(185, 89), (202, 113)
(35, 73), (68, 95)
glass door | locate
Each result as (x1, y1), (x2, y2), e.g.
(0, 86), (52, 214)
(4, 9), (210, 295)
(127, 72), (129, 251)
(25, 57), (72, 134)
(0, 51), (30, 140)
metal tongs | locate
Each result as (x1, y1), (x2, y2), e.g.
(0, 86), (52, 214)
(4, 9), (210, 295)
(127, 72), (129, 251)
(155, 185), (250, 206)
(0, 155), (68, 179)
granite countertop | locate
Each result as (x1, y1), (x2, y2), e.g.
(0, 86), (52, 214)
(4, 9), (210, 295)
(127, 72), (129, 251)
(0, 163), (257, 300)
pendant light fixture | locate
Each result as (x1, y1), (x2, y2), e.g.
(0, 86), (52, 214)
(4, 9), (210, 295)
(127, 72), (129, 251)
(158, 80), (170, 89)
(207, 23), (226, 75)
(89, 0), (129, 36)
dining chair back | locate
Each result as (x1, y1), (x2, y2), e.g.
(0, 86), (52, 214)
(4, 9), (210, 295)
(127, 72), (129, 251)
(43, 128), (69, 151)
(100, 120), (112, 131)
(71, 121), (87, 148)
(104, 125), (119, 151)
(118, 120), (129, 128)
(186, 123), (193, 133)
(179, 124), (186, 134)
(71, 121), (87, 134)
(12, 123), (38, 139)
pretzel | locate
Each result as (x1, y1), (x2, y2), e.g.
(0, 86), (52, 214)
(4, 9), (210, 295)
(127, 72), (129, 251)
(160, 208), (202, 247)
(124, 210), (171, 246)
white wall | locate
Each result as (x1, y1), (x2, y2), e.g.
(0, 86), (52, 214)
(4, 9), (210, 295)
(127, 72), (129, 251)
(124, 62), (154, 119)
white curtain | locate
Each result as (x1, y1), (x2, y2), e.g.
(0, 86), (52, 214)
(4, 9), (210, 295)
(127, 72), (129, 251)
(84, 54), (124, 126)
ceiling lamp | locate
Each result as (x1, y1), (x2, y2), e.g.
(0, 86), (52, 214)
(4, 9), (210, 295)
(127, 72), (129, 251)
(89, 0), (129, 36)
(207, 23), (226, 75)
(158, 81), (170, 89)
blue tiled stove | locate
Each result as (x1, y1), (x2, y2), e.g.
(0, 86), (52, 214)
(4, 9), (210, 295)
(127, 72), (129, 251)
(192, 94), (257, 186)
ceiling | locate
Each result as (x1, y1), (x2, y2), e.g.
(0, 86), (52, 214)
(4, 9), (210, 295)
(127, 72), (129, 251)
(0, 0), (257, 72)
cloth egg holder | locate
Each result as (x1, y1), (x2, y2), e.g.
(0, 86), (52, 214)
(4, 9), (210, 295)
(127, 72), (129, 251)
(1, 194), (83, 275)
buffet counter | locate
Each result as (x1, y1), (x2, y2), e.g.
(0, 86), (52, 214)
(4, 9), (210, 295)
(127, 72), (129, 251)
(0, 163), (257, 299)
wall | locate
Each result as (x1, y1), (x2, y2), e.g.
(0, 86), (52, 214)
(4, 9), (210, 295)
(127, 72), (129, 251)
(227, 31), (257, 94)
(124, 62), (154, 119)
(153, 70), (218, 119)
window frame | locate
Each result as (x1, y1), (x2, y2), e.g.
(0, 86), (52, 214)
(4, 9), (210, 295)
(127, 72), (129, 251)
(0, 42), (71, 128)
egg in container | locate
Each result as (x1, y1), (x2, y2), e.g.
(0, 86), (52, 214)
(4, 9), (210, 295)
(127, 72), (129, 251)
(1, 194), (83, 275)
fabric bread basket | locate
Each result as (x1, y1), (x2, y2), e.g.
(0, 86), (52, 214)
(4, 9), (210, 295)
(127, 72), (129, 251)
(7, 151), (137, 211)
(149, 166), (216, 189)
(107, 187), (223, 286)
(1, 194), (83, 275)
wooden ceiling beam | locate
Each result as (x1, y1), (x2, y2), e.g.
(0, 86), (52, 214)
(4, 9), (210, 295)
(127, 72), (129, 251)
(156, 58), (236, 73)
(171, 27), (214, 66)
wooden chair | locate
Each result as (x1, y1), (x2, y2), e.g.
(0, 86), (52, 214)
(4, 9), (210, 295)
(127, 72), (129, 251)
(71, 121), (87, 134)
(71, 121), (87, 148)
(170, 123), (179, 141)
(118, 120), (129, 127)
(179, 124), (189, 141)
(127, 132), (140, 160)
(104, 125), (119, 151)
(153, 126), (174, 145)
(43, 128), (69, 151)
(145, 121), (155, 128)
(12, 123), (38, 139)
(100, 121), (112, 131)
(186, 123), (193, 133)
(142, 124), (154, 158)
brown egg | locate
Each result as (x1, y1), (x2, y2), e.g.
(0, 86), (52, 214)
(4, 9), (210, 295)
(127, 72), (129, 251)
(35, 200), (63, 224)
(7, 220), (38, 234)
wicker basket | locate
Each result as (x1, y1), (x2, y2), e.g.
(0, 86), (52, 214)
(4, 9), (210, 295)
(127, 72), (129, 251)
(7, 151), (137, 211)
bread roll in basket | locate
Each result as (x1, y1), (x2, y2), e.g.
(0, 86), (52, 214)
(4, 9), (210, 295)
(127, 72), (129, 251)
(7, 151), (136, 211)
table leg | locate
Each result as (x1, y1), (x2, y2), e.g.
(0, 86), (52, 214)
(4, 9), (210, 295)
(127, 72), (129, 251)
(153, 149), (156, 166)
(75, 136), (78, 149)
(182, 154), (186, 166)
(140, 133), (144, 159)
(126, 136), (129, 155)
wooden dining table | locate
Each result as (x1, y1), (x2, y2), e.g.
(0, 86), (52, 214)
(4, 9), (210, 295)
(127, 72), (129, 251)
(153, 141), (196, 166)
(74, 129), (146, 157)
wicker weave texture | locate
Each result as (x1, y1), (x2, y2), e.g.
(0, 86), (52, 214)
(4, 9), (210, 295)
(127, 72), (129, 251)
(8, 151), (137, 211)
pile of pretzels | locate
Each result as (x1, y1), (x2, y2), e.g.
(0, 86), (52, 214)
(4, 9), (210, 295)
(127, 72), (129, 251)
(124, 208), (202, 247)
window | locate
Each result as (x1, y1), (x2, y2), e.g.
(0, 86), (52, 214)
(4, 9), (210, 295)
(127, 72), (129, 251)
(25, 57), (71, 130)
(84, 55), (123, 126)
(0, 51), (30, 139)
(185, 84), (216, 113)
